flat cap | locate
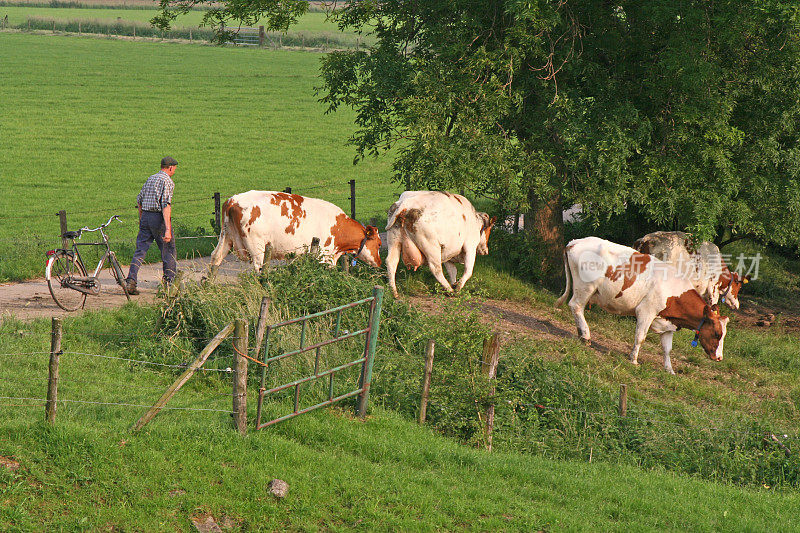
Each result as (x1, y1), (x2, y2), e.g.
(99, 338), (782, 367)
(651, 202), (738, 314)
(161, 156), (178, 167)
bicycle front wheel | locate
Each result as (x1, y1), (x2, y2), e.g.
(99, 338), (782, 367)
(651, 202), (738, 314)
(46, 251), (87, 311)
(108, 253), (130, 301)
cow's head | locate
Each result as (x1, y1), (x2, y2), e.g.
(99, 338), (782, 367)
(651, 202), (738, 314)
(698, 304), (730, 361)
(477, 213), (497, 255)
(720, 271), (749, 309)
(357, 225), (382, 268)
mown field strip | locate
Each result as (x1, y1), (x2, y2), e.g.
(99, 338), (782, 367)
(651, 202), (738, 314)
(0, 6), (344, 31)
(0, 33), (397, 281)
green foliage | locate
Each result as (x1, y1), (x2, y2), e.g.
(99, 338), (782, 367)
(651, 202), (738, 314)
(314, 0), (800, 246)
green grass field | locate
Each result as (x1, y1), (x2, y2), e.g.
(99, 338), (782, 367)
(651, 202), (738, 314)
(0, 6), (345, 31)
(3, 309), (800, 531)
(0, 33), (396, 281)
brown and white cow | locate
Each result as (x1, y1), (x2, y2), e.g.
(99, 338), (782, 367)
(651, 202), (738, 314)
(385, 191), (496, 298)
(208, 191), (381, 274)
(634, 231), (748, 309)
(555, 237), (729, 374)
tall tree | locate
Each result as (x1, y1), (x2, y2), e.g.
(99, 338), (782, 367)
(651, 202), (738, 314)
(156, 1), (800, 276)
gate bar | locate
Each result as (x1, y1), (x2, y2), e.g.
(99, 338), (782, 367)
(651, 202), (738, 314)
(263, 327), (369, 365)
(259, 389), (364, 429)
(264, 357), (365, 394)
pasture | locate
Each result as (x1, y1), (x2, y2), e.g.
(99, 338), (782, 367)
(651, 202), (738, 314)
(4, 19), (800, 530)
(0, 6), (337, 27)
(0, 32), (397, 282)
(3, 267), (800, 530)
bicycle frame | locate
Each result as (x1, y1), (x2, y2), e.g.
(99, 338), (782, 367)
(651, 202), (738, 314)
(71, 228), (114, 282)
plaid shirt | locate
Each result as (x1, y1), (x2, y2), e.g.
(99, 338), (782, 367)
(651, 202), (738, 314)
(136, 170), (174, 212)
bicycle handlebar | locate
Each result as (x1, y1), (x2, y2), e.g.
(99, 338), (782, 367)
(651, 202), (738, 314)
(79, 215), (122, 233)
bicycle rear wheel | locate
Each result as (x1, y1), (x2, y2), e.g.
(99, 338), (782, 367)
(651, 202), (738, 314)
(46, 251), (87, 311)
(108, 252), (130, 301)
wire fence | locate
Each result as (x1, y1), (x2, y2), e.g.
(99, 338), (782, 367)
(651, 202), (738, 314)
(2, 337), (796, 443)
(0, 331), (243, 420)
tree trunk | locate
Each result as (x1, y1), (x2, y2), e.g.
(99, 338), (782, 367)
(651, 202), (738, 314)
(524, 189), (564, 289)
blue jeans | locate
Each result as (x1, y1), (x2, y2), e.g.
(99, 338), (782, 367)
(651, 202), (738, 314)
(127, 210), (176, 283)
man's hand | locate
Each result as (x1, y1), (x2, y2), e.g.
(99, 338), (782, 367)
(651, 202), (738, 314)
(163, 227), (173, 243)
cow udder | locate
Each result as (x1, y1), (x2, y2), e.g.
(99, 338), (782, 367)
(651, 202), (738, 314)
(401, 236), (425, 270)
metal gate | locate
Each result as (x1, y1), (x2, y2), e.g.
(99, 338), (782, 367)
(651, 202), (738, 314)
(255, 286), (384, 429)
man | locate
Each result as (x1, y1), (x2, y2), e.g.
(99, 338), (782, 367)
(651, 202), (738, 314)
(125, 157), (178, 295)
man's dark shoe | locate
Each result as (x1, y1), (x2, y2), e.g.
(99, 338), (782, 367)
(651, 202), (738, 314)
(125, 279), (139, 295)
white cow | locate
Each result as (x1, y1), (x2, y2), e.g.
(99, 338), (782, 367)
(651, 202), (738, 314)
(633, 231), (748, 309)
(555, 237), (729, 374)
(208, 191), (381, 274)
(385, 191), (496, 297)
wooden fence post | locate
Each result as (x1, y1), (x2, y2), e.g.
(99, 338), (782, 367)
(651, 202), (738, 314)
(258, 25), (265, 47)
(253, 297), (270, 359)
(619, 383), (627, 417)
(233, 319), (249, 435)
(57, 210), (68, 249)
(189, 28), (192, 42)
(481, 333), (501, 451)
(349, 179), (356, 220)
(213, 192), (221, 234)
(78, 21), (81, 34)
(418, 339), (435, 424)
(132, 25), (135, 39)
(310, 237), (320, 256)
(46, 317), (62, 424)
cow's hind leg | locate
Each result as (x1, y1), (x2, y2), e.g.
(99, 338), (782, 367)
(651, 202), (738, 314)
(427, 259), (454, 294)
(385, 229), (403, 297)
(207, 230), (233, 280)
(568, 290), (594, 344)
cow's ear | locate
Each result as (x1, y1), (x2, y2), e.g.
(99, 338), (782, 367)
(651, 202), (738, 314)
(710, 304), (720, 314)
(703, 305), (714, 319)
(365, 225), (378, 237)
(489, 216), (497, 228)
(744, 274), (751, 283)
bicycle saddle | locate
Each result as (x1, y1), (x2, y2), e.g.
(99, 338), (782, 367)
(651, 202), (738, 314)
(62, 230), (81, 239)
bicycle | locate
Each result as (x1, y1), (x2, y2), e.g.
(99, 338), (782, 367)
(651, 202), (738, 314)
(45, 215), (131, 311)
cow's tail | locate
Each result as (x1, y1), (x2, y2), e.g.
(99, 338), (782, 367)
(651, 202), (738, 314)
(386, 201), (404, 230)
(554, 249), (572, 308)
(208, 200), (235, 275)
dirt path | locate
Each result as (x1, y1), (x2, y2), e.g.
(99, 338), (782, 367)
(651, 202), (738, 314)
(0, 256), (251, 321)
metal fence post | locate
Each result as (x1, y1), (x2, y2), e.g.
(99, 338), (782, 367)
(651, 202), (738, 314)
(46, 317), (62, 424)
(357, 286), (384, 417)
(213, 192), (221, 234)
(57, 210), (68, 249)
(233, 319), (249, 435)
(349, 179), (356, 220)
